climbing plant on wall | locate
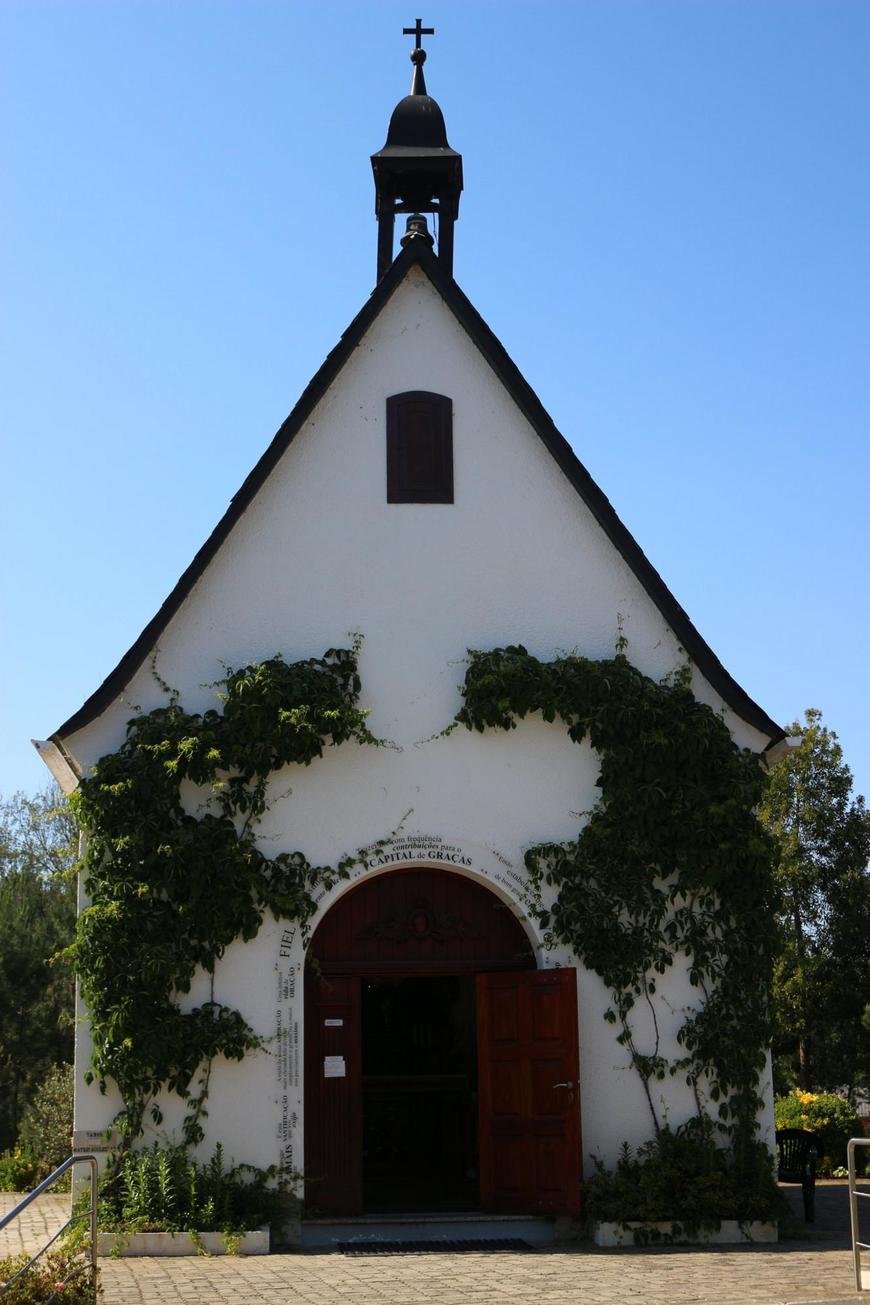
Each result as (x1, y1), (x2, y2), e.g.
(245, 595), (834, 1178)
(69, 643), (378, 1148)
(453, 644), (777, 1146)
(69, 634), (776, 1161)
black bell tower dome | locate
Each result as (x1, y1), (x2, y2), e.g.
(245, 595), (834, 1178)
(371, 20), (464, 281)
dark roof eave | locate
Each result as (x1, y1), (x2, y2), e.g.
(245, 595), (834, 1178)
(54, 241), (785, 747)
(372, 145), (462, 160)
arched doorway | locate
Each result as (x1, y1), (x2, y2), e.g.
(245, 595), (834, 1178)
(304, 867), (581, 1217)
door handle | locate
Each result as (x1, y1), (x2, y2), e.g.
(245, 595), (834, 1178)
(553, 1081), (574, 1089)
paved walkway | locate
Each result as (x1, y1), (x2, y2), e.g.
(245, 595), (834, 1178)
(1, 1184), (866, 1304)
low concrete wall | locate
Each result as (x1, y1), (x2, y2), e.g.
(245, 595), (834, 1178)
(593, 1220), (778, 1247)
(98, 1228), (269, 1256)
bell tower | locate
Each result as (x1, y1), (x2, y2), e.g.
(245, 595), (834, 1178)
(371, 20), (464, 282)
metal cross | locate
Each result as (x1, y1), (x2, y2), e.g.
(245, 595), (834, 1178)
(403, 18), (434, 50)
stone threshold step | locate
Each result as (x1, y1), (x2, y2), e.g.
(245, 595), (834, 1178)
(337, 1238), (537, 1255)
(305, 1211), (539, 1224)
(301, 1213), (559, 1247)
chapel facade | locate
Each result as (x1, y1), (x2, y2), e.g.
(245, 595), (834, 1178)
(37, 27), (785, 1223)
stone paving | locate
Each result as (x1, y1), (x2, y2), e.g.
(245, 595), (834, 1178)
(0, 1188), (74, 1260)
(1, 1183), (866, 1305)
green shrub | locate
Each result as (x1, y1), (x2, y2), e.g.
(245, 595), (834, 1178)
(92, 1143), (296, 1234)
(774, 1090), (863, 1174)
(18, 1064), (74, 1179)
(0, 1148), (40, 1192)
(583, 1117), (788, 1232)
(0, 1250), (99, 1303)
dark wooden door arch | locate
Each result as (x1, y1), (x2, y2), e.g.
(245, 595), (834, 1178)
(303, 866), (580, 1215)
(308, 865), (536, 977)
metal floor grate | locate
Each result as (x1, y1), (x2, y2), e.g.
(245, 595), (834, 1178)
(337, 1238), (535, 1255)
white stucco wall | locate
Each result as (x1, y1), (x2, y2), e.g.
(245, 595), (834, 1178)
(62, 265), (775, 1178)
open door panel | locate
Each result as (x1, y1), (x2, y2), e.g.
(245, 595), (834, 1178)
(476, 967), (581, 1216)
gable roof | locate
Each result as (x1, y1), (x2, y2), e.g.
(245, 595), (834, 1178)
(53, 240), (784, 748)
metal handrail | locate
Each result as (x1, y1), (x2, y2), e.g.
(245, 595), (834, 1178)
(848, 1137), (870, 1294)
(0, 1154), (98, 1298)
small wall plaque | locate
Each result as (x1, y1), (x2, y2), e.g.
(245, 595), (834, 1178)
(72, 1129), (115, 1153)
(324, 1018), (344, 1027)
(323, 1055), (346, 1079)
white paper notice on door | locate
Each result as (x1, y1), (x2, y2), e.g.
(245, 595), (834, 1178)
(323, 1055), (346, 1079)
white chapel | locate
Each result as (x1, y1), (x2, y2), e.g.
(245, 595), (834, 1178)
(36, 24), (785, 1225)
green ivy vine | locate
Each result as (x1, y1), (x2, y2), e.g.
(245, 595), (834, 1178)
(453, 644), (777, 1147)
(68, 643), (378, 1148)
(69, 634), (777, 1162)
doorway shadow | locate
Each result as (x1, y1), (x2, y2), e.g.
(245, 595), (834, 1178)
(361, 974), (479, 1212)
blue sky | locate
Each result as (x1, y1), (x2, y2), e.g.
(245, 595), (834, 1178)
(2, 1), (868, 803)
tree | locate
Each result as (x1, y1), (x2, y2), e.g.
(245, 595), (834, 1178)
(760, 709), (870, 1094)
(0, 786), (77, 1150)
(18, 1062), (74, 1175)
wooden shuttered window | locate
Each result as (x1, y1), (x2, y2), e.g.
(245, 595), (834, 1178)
(386, 391), (453, 503)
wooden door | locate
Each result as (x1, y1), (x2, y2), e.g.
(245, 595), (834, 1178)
(476, 968), (581, 1215)
(304, 975), (362, 1213)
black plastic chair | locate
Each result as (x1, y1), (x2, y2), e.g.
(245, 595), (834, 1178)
(776, 1127), (817, 1222)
